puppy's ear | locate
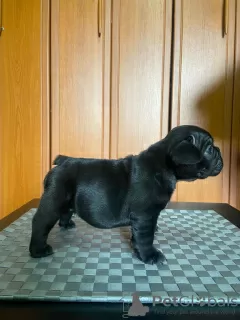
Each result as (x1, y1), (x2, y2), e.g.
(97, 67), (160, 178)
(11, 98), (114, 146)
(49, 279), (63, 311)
(171, 140), (202, 165)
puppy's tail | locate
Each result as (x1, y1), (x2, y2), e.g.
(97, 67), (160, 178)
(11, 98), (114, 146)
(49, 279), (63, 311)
(53, 154), (70, 166)
(43, 155), (70, 190)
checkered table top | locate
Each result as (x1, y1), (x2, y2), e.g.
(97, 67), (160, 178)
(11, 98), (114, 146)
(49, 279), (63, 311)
(0, 208), (240, 304)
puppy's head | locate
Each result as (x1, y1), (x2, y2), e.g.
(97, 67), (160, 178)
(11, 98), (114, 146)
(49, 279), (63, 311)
(166, 125), (223, 181)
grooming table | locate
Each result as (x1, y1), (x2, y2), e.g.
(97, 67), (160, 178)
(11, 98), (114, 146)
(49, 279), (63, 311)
(0, 208), (240, 308)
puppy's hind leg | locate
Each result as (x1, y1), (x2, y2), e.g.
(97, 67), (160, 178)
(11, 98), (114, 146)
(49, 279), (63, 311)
(29, 190), (70, 258)
(59, 209), (75, 229)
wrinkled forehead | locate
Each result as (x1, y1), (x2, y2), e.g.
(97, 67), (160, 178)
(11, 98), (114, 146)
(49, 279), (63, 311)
(169, 125), (212, 140)
(193, 130), (213, 144)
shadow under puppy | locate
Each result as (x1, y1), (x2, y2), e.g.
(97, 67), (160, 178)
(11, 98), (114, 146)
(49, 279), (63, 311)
(29, 125), (223, 264)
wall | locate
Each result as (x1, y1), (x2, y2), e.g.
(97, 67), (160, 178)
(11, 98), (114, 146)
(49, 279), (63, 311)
(0, 0), (43, 219)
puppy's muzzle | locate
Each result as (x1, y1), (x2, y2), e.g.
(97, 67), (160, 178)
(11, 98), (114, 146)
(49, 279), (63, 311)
(211, 147), (223, 177)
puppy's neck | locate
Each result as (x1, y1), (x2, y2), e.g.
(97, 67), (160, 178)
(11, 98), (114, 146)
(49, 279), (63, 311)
(142, 141), (174, 172)
(138, 143), (177, 192)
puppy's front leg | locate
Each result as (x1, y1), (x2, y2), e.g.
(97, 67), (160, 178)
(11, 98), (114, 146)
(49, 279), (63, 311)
(130, 212), (166, 265)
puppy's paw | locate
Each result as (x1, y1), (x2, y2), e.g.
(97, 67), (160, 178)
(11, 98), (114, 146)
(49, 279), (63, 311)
(30, 244), (53, 258)
(136, 247), (167, 265)
(59, 219), (76, 229)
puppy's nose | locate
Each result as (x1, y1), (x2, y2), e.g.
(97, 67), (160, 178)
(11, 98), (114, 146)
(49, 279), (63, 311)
(217, 160), (223, 170)
(214, 146), (223, 163)
(214, 146), (221, 154)
(212, 158), (223, 176)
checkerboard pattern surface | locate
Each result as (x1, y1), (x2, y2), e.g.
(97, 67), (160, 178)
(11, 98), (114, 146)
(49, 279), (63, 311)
(0, 208), (240, 304)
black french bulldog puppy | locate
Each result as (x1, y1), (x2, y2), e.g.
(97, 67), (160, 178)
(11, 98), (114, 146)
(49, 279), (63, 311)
(29, 125), (223, 264)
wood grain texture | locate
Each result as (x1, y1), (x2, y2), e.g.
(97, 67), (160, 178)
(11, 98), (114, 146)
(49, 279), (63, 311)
(51, 0), (111, 160)
(41, 0), (50, 185)
(51, 0), (60, 162)
(110, 0), (172, 159)
(102, 0), (111, 159)
(230, 0), (240, 209)
(171, 0), (235, 203)
(0, 0), (42, 218)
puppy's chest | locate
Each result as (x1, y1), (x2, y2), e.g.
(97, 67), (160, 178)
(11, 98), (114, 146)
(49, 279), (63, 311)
(153, 173), (176, 203)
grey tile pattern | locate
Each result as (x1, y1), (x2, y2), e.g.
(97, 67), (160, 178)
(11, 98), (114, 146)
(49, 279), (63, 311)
(0, 208), (240, 304)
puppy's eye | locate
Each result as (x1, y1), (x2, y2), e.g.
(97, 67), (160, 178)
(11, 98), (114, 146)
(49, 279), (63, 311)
(186, 135), (195, 144)
(206, 145), (213, 154)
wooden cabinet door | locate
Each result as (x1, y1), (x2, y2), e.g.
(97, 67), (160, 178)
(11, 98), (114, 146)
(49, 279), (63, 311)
(171, 0), (235, 203)
(230, 1), (240, 209)
(51, 0), (111, 161)
(0, 0), (42, 219)
(110, 0), (172, 158)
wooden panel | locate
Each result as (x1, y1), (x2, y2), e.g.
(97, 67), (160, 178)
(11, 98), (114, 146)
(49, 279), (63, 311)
(41, 0), (51, 184)
(111, 0), (172, 158)
(230, 0), (240, 209)
(51, 0), (111, 161)
(171, 0), (235, 203)
(0, 0), (42, 218)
